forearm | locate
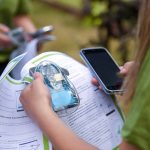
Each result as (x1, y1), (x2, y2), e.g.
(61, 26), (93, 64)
(20, 73), (139, 150)
(37, 109), (98, 150)
(13, 15), (36, 33)
(119, 141), (139, 150)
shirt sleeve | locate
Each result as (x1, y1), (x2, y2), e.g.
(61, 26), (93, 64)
(15, 0), (31, 15)
(122, 49), (150, 150)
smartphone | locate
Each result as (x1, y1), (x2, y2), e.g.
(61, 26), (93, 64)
(80, 47), (124, 94)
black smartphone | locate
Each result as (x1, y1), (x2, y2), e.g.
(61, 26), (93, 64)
(80, 47), (124, 94)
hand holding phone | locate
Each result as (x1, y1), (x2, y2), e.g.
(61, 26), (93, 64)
(80, 47), (124, 94)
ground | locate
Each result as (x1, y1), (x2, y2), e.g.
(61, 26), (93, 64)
(31, 0), (98, 62)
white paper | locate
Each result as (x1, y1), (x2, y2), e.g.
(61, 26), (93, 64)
(0, 54), (52, 150)
(21, 52), (124, 150)
(0, 53), (26, 83)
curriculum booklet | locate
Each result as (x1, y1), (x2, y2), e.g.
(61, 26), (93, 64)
(0, 51), (124, 150)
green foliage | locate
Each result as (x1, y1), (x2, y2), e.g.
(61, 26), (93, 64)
(59, 0), (82, 8)
(91, 2), (106, 17)
(83, 0), (139, 63)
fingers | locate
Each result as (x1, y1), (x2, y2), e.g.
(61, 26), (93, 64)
(0, 24), (11, 47)
(20, 83), (31, 104)
(20, 71), (52, 121)
(30, 72), (45, 90)
(120, 68), (127, 74)
(21, 73), (44, 102)
(119, 61), (134, 77)
(0, 33), (11, 44)
(0, 24), (10, 32)
(91, 78), (99, 86)
(119, 66), (128, 77)
(91, 78), (103, 90)
(33, 72), (43, 81)
(32, 72), (46, 89)
(124, 61), (134, 72)
(32, 72), (50, 98)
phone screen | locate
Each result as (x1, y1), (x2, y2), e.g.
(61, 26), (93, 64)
(82, 48), (123, 91)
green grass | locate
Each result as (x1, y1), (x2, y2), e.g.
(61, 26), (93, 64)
(31, 0), (135, 65)
(31, 0), (97, 62)
(58, 0), (82, 8)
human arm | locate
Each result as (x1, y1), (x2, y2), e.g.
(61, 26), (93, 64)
(20, 73), (98, 150)
(119, 61), (134, 76)
(20, 72), (139, 150)
(120, 141), (139, 150)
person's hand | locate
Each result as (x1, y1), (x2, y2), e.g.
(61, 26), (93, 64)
(0, 24), (12, 48)
(91, 61), (134, 89)
(91, 78), (101, 89)
(20, 72), (52, 123)
(119, 61), (134, 77)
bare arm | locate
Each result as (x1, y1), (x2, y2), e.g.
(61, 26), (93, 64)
(20, 73), (98, 150)
(120, 141), (139, 150)
(37, 108), (98, 150)
(20, 73), (139, 150)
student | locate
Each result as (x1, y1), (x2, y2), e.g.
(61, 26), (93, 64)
(0, 0), (36, 73)
(20, 0), (150, 150)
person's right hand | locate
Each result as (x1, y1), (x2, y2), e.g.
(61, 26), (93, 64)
(20, 72), (52, 123)
(0, 24), (12, 48)
(91, 61), (134, 89)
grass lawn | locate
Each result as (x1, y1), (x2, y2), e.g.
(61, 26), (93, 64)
(31, 0), (98, 62)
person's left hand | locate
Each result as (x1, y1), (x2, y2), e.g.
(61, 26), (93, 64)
(91, 61), (134, 90)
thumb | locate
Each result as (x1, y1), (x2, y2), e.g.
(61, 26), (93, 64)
(33, 72), (43, 82)
(119, 68), (127, 76)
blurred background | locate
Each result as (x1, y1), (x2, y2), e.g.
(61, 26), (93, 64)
(32, 0), (139, 64)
